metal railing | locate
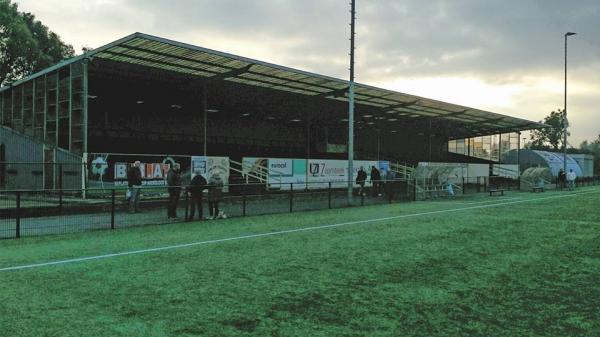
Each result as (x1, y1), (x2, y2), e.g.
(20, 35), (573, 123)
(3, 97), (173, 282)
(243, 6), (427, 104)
(389, 162), (415, 179)
(0, 179), (415, 239)
(232, 158), (285, 187)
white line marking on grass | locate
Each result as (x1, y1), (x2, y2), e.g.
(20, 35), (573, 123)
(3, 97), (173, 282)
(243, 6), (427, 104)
(458, 197), (522, 205)
(1, 188), (599, 272)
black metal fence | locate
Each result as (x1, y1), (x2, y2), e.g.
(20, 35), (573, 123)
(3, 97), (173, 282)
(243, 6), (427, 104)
(3, 176), (599, 240)
(0, 179), (415, 239)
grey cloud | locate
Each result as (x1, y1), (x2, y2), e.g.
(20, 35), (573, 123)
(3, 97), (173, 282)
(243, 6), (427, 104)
(18, 0), (600, 141)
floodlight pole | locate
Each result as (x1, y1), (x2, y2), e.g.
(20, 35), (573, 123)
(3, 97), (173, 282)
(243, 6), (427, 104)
(347, 0), (356, 205)
(563, 32), (576, 174)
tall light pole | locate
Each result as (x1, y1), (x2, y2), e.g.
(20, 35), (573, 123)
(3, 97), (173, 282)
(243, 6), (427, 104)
(347, 0), (356, 205)
(563, 32), (576, 174)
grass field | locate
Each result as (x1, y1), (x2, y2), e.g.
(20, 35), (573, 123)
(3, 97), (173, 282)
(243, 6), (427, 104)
(1, 186), (599, 336)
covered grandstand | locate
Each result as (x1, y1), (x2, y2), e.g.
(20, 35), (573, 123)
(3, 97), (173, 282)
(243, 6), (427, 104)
(0, 32), (546, 190)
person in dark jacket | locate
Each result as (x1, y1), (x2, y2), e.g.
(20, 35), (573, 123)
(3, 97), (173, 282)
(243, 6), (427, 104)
(187, 173), (207, 221)
(167, 163), (181, 219)
(558, 169), (566, 190)
(356, 166), (367, 196)
(370, 166), (381, 197)
(208, 173), (224, 219)
(127, 161), (142, 213)
(384, 170), (397, 202)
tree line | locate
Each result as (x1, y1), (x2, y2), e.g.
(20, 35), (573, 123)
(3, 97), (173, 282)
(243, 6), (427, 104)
(528, 108), (599, 174)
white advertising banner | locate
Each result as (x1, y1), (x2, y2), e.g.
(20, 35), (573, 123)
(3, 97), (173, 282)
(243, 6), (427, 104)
(267, 158), (306, 190)
(191, 156), (230, 192)
(307, 159), (381, 189)
(243, 157), (387, 190)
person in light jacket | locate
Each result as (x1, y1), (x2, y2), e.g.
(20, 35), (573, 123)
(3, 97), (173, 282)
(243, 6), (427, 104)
(208, 173), (224, 219)
(566, 169), (577, 191)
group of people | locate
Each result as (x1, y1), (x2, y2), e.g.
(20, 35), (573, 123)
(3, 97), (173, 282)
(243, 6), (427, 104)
(558, 168), (577, 191)
(126, 161), (225, 221)
(355, 165), (399, 200)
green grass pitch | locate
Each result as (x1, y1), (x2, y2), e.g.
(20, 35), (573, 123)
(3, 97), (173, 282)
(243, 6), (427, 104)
(1, 186), (599, 336)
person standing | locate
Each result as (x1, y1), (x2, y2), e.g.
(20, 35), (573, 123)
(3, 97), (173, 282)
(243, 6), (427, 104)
(558, 169), (566, 190)
(384, 169), (396, 202)
(187, 173), (207, 221)
(167, 163), (182, 219)
(566, 168), (577, 191)
(370, 166), (381, 197)
(208, 173), (224, 220)
(356, 166), (367, 196)
(127, 161), (142, 213)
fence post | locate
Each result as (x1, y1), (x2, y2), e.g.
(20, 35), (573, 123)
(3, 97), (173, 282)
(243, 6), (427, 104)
(184, 189), (189, 221)
(58, 164), (63, 215)
(111, 189), (115, 230)
(328, 182), (332, 209)
(242, 183), (247, 217)
(413, 179), (417, 202)
(289, 183), (293, 213)
(15, 191), (21, 239)
(361, 188), (364, 206)
(462, 177), (465, 195)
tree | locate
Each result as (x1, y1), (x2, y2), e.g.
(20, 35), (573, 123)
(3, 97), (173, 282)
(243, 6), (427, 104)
(579, 135), (600, 175)
(0, 0), (74, 86)
(529, 109), (570, 151)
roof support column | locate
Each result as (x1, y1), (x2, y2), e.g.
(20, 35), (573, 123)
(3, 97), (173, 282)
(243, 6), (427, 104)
(498, 133), (502, 163)
(202, 82), (207, 157)
(306, 112), (311, 191)
(377, 130), (381, 161)
(517, 132), (521, 174)
(428, 119), (432, 162)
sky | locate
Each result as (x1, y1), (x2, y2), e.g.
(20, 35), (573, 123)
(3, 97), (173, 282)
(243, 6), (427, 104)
(15, 0), (600, 146)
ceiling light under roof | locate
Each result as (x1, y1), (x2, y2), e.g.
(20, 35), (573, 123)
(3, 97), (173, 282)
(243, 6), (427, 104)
(363, 114), (373, 118)
(290, 118), (302, 122)
(391, 130), (398, 133)
(171, 104), (182, 109)
(207, 109), (219, 113)
(241, 113), (250, 117)
(386, 110), (396, 114)
(136, 100), (144, 104)
(266, 116), (276, 120)
(388, 118), (398, 121)
(367, 121), (375, 125)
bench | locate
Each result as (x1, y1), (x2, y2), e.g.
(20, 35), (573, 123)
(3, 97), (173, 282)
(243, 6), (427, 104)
(488, 189), (505, 196)
(532, 186), (544, 193)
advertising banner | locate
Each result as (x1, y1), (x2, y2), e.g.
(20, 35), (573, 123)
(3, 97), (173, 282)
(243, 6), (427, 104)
(307, 159), (381, 189)
(268, 158), (306, 190)
(242, 157), (306, 190)
(191, 156), (230, 192)
(242, 157), (388, 190)
(87, 153), (190, 188)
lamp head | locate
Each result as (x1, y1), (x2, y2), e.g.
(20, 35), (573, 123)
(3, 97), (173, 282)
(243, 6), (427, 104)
(565, 32), (576, 37)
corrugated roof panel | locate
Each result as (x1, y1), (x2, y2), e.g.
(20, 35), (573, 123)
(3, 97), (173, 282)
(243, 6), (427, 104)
(0, 32), (547, 135)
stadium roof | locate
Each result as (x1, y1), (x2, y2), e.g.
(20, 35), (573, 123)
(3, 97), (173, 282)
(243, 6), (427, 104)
(1, 32), (546, 137)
